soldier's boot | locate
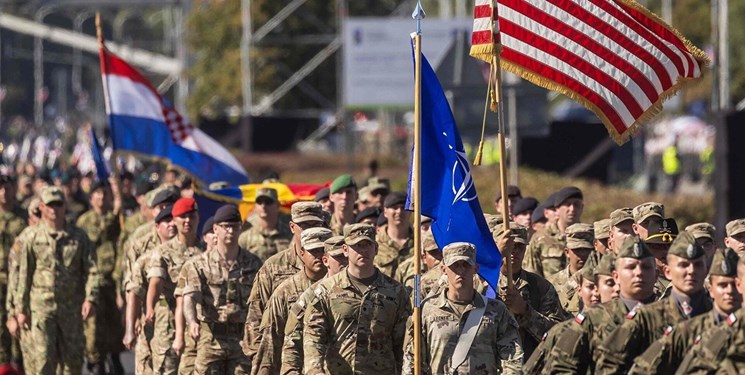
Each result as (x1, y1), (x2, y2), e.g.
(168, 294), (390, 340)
(110, 353), (125, 375)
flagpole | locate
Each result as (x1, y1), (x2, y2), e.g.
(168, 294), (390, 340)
(412, 3), (425, 375)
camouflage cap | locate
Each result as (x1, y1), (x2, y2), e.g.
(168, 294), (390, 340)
(685, 222), (715, 240)
(356, 186), (371, 202)
(726, 219), (745, 237)
(300, 227), (333, 251)
(422, 231), (439, 252)
(291, 202), (326, 224)
(565, 223), (595, 249)
(632, 202), (664, 224)
(668, 231), (705, 260)
(493, 222), (529, 245)
(645, 218), (678, 245)
(421, 215), (432, 224)
(596, 252), (616, 276)
(610, 207), (634, 227)
(443, 242), (476, 266)
(594, 219), (611, 240)
(367, 179), (390, 195)
(708, 248), (739, 277)
(616, 236), (653, 259)
(40, 186), (64, 205)
(579, 253), (599, 281)
(324, 235), (345, 256)
(484, 213), (504, 232)
(255, 187), (278, 203)
(343, 223), (376, 245)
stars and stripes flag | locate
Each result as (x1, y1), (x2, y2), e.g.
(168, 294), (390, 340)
(471, 0), (709, 144)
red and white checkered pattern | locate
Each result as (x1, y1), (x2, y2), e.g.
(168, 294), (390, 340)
(162, 106), (194, 143)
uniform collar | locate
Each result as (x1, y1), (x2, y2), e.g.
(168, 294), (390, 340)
(434, 287), (484, 311)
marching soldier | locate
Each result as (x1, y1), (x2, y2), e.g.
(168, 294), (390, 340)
(724, 219), (745, 256)
(374, 192), (414, 277)
(548, 223), (595, 316)
(595, 252), (620, 303)
(685, 222), (716, 265)
(395, 231), (441, 294)
(607, 207), (634, 254)
(238, 187), (291, 261)
(328, 175), (357, 235)
(182, 205), (262, 374)
(631, 202), (664, 239)
(645, 217), (678, 299)
(593, 218), (611, 255)
(403, 242), (523, 374)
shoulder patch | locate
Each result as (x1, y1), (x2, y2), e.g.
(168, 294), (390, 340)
(575, 312), (586, 324)
(727, 313), (737, 326)
(664, 325), (674, 335)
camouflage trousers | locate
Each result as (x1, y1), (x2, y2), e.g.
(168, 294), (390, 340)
(85, 283), (125, 364)
(178, 334), (197, 375)
(27, 313), (84, 375)
(151, 301), (179, 375)
(18, 328), (36, 374)
(194, 322), (250, 375)
(135, 322), (155, 375)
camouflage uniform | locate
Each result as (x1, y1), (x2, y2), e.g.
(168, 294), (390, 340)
(0, 207), (26, 364)
(303, 269), (411, 374)
(329, 215), (345, 236)
(374, 224), (414, 277)
(280, 281), (320, 375)
(524, 221), (566, 278)
(146, 238), (203, 375)
(77, 209), (125, 367)
(7, 226), (35, 373)
(524, 318), (574, 374)
(17, 221), (100, 374)
(175, 258), (197, 375)
(402, 287), (523, 374)
(547, 223), (595, 316)
(183, 247), (262, 374)
(237, 221), (291, 262)
(674, 309), (745, 374)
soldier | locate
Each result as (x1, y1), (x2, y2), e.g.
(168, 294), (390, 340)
(524, 186), (584, 278)
(597, 231), (712, 373)
(543, 237), (656, 373)
(76, 179), (125, 375)
(403, 242), (523, 374)
(511, 197), (538, 229)
(328, 174), (357, 235)
(354, 207), (380, 226)
(242, 202), (327, 362)
(280, 235), (348, 375)
(530, 200), (548, 234)
(548, 223), (595, 315)
(238, 187), (292, 261)
(365, 177), (390, 210)
(0, 174), (26, 366)
(631, 201), (664, 239)
(116, 181), (155, 270)
(724, 218), (745, 256)
(645, 217), (678, 299)
(146, 197), (204, 374)
(607, 207), (634, 254)
(375, 192), (414, 277)
(496, 222), (570, 359)
(595, 252), (620, 303)
(303, 223), (411, 374)
(16, 186), (100, 374)
(631, 248), (741, 373)
(182, 205), (262, 374)
(495, 184), (522, 217)
(313, 187), (333, 215)
(395, 231), (441, 294)
(593, 218), (611, 255)
(685, 222), (716, 266)
(253, 227), (332, 374)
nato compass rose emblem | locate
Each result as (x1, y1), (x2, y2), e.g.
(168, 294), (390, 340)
(444, 132), (477, 206)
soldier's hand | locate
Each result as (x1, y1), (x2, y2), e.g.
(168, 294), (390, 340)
(172, 336), (185, 356)
(189, 321), (200, 341)
(6, 317), (19, 338)
(497, 231), (515, 255)
(81, 301), (96, 320)
(503, 285), (528, 315)
(145, 308), (155, 326)
(16, 313), (28, 331)
(134, 318), (142, 336)
(123, 328), (137, 350)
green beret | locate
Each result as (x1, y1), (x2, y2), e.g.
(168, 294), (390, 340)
(330, 174), (356, 194)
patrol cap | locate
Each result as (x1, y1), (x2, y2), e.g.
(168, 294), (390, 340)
(40, 186), (65, 205)
(553, 186), (583, 206)
(616, 236), (653, 259)
(330, 174), (356, 194)
(596, 252), (616, 276)
(149, 186), (179, 208)
(594, 219), (611, 240)
(356, 186), (371, 202)
(685, 222), (715, 240)
(493, 222), (529, 245)
(172, 197), (197, 217)
(301, 227), (333, 251)
(512, 197), (538, 215)
(255, 187), (278, 203)
(27, 197), (41, 217)
(668, 231), (705, 260)
(324, 235), (345, 256)
(632, 202), (664, 224)
(213, 205), (241, 223)
(291, 202), (326, 224)
(610, 207), (634, 227)
(367, 180), (390, 196)
(343, 223), (376, 245)
(201, 216), (215, 236)
(384, 191), (407, 208)
(422, 231), (439, 252)
(708, 248), (739, 277)
(726, 219), (745, 237)
(314, 187), (330, 202)
(565, 223), (595, 249)
(355, 207), (380, 223)
(443, 242), (476, 266)
(154, 205), (173, 223)
(531, 201), (548, 223)
(484, 213), (504, 232)
(495, 185), (521, 202)
(645, 218), (678, 245)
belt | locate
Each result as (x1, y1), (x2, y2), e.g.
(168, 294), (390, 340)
(201, 321), (243, 337)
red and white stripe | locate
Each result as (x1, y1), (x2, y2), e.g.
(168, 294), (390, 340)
(471, 0), (707, 143)
(472, 0), (498, 47)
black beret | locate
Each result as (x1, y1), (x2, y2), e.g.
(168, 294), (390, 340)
(214, 205), (241, 224)
(314, 187), (330, 202)
(512, 197), (539, 215)
(531, 201), (548, 223)
(152, 188), (179, 207)
(553, 186), (583, 206)
(495, 185), (522, 202)
(355, 207), (381, 223)
(383, 191), (407, 208)
(155, 205), (173, 223)
(376, 212), (388, 227)
(202, 216), (215, 236)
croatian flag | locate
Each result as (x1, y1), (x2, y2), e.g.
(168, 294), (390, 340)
(99, 47), (250, 186)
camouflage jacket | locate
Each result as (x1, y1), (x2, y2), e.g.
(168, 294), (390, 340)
(374, 225), (414, 278)
(0, 208), (26, 287)
(524, 222), (566, 278)
(253, 270), (316, 375)
(655, 275), (672, 300)
(281, 279), (323, 375)
(182, 247), (261, 324)
(597, 292), (713, 373)
(146, 237), (203, 308)
(243, 245), (303, 356)
(77, 210), (121, 282)
(524, 317), (575, 375)
(237, 221), (291, 262)
(17, 222), (100, 316)
(6, 225), (35, 316)
(125, 230), (163, 297)
(631, 309), (726, 374)
(303, 269), (411, 374)
(123, 223), (156, 291)
(497, 269), (571, 359)
(402, 289), (523, 375)
(547, 266), (581, 316)
(674, 308), (745, 374)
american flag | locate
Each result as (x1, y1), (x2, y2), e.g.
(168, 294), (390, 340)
(470, 0), (709, 144)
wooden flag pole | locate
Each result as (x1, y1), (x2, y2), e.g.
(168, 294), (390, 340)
(412, 3), (425, 375)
